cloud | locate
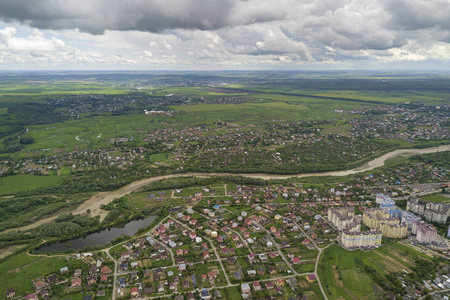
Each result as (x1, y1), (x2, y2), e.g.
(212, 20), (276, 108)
(0, 0), (450, 69)
(0, 0), (286, 35)
(0, 27), (66, 51)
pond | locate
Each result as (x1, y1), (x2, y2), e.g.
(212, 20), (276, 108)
(36, 215), (156, 252)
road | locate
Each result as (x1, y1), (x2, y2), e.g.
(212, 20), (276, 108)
(418, 288), (450, 300)
(293, 218), (333, 300)
(105, 247), (118, 300)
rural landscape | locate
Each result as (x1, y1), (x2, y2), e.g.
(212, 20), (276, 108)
(0, 70), (449, 300)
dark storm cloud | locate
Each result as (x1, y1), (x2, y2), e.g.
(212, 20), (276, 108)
(385, 0), (450, 31)
(0, 0), (249, 34)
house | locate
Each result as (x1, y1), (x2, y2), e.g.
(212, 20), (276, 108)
(241, 283), (251, 294)
(306, 274), (316, 283)
(83, 295), (92, 300)
(169, 282), (177, 291)
(47, 274), (59, 285)
(178, 263), (187, 271)
(276, 278), (285, 287)
(183, 280), (190, 289)
(124, 242), (133, 250)
(130, 271), (138, 281)
(121, 250), (133, 260)
(234, 271), (242, 280)
(87, 276), (97, 285)
(214, 290), (222, 298)
(207, 271), (217, 280)
(253, 281), (262, 291)
(187, 292), (196, 300)
(287, 277), (299, 289)
(101, 266), (112, 274)
(100, 275), (108, 282)
(157, 282), (165, 293)
(143, 269), (151, 277)
(74, 269), (82, 277)
(96, 290), (106, 297)
(33, 280), (46, 291)
(71, 278), (82, 287)
(248, 254), (256, 263)
(5, 289), (15, 299)
(292, 257), (300, 265)
(266, 281), (275, 289)
(89, 266), (98, 275)
(118, 277), (126, 288)
(203, 251), (210, 259)
(39, 289), (50, 299)
(257, 266), (265, 276)
(25, 294), (37, 300)
(60, 267), (69, 274)
(200, 289), (211, 300)
(227, 257), (236, 264)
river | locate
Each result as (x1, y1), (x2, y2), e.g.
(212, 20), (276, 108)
(3, 144), (449, 234)
(36, 215), (156, 252)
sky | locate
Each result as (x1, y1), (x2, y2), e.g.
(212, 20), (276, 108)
(0, 0), (449, 70)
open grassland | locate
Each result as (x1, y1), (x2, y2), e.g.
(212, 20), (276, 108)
(420, 194), (450, 203)
(319, 243), (427, 300)
(0, 82), (129, 97)
(0, 252), (83, 297)
(0, 244), (29, 259)
(152, 86), (251, 97)
(170, 101), (321, 123)
(0, 174), (63, 195)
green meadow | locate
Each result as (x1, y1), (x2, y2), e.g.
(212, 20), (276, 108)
(0, 252), (85, 297)
(319, 243), (428, 300)
(0, 174), (63, 195)
(420, 194), (450, 203)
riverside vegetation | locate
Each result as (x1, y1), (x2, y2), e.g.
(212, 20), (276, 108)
(0, 71), (449, 299)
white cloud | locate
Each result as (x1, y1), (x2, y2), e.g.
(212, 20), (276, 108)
(0, 0), (449, 69)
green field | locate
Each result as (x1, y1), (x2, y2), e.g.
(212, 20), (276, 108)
(0, 252), (84, 297)
(319, 243), (426, 300)
(420, 194), (450, 203)
(0, 174), (63, 195)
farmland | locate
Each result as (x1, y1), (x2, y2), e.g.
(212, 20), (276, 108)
(319, 243), (432, 300)
(0, 71), (449, 299)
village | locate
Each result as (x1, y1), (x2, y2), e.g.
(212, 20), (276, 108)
(2, 101), (450, 179)
(4, 174), (450, 300)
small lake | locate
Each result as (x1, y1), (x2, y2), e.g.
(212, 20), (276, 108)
(36, 215), (156, 252)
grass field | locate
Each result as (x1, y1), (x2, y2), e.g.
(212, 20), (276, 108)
(0, 252), (84, 297)
(319, 243), (426, 300)
(170, 101), (320, 124)
(0, 174), (64, 195)
(420, 194), (450, 203)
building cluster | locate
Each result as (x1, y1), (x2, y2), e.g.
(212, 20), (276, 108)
(407, 198), (450, 223)
(376, 194), (440, 244)
(363, 208), (408, 239)
(412, 221), (438, 244)
(328, 207), (382, 249)
(327, 207), (355, 230)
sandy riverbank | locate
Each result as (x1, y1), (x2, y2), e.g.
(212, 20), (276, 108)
(3, 144), (449, 233)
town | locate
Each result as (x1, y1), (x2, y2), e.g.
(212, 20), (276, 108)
(4, 172), (450, 300)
